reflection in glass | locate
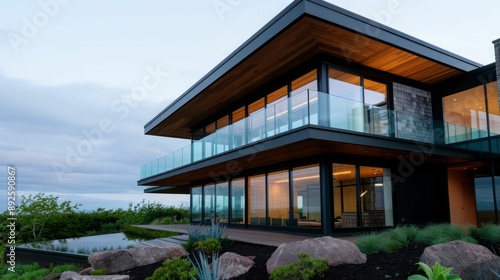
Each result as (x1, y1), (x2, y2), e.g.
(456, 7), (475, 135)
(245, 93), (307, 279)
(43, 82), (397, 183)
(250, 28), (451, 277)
(231, 179), (245, 224)
(487, 81), (500, 136)
(191, 186), (202, 223)
(333, 164), (357, 228)
(443, 85), (488, 143)
(292, 165), (321, 227)
(204, 184), (215, 223)
(475, 177), (498, 224)
(216, 182), (229, 223)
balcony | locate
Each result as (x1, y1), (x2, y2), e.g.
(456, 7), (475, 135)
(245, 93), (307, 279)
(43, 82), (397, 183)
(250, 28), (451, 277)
(140, 90), (490, 179)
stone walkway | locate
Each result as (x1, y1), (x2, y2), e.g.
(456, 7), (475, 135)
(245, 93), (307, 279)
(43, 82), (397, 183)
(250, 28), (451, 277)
(134, 224), (356, 247)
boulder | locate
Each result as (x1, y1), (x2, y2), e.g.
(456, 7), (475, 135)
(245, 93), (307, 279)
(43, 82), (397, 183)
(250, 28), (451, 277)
(266, 236), (366, 273)
(88, 246), (189, 274)
(219, 252), (255, 279)
(88, 249), (136, 274)
(127, 245), (188, 267)
(420, 240), (500, 280)
(60, 271), (129, 280)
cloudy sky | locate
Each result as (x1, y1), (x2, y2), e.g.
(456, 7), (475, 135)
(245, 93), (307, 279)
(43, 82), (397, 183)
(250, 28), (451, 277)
(1, 0), (499, 211)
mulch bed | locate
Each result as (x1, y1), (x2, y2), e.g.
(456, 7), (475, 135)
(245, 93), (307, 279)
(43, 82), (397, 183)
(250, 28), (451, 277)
(125, 239), (500, 279)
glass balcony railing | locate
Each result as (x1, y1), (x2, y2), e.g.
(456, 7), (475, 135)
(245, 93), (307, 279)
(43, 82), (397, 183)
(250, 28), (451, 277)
(140, 89), (490, 179)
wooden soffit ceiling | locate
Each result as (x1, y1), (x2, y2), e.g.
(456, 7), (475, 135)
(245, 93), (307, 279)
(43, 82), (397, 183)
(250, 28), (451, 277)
(149, 16), (466, 138)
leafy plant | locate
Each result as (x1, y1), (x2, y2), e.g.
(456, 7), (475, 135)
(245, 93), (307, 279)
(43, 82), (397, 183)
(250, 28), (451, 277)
(18, 193), (80, 241)
(190, 251), (228, 280)
(408, 262), (461, 280)
(91, 267), (108, 275)
(146, 257), (196, 280)
(193, 238), (222, 255)
(269, 253), (328, 280)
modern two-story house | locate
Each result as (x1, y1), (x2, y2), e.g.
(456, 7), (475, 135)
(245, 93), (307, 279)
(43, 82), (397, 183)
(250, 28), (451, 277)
(138, 0), (500, 235)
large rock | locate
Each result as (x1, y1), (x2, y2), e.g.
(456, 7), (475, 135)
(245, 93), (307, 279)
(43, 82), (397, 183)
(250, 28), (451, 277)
(88, 250), (136, 274)
(420, 240), (500, 280)
(266, 236), (366, 273)
(219, 252), (255, 279)
(127, 245), (188, 267)
(60, 271), (129, 280)
(88, 245), (189, 274)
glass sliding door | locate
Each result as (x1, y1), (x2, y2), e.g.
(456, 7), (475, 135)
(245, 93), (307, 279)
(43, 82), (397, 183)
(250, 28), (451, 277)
(216, 182), (229, 223)
(268, 170), (289, 226)
(230, 178), (245, 224)
(333, 163), (393, 228)
(292, 165), (321, 227)
(204, 184), (215, 223)
(191, 186), (202, 223)
(359, 166), (393, 227)
(248, 175), (266, 225)
(333, 164), (357, 228)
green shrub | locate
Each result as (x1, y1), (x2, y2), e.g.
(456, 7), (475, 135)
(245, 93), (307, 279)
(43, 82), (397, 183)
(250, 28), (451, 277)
(91, 268), (108, 275)
(408, 262), (461, 280)
(269, 253), (328, 280)
(123, 225), (177, 239)
(50, 264), (80, 273)
(146, 257), (196, 280)
(193, 238), (222, 255)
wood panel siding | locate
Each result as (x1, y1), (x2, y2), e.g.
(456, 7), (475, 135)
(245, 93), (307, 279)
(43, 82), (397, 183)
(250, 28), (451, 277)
(149, 16), (466, 138)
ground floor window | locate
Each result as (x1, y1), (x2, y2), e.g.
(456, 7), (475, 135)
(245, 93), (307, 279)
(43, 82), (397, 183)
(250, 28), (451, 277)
(189, 162), (393, 230)
(475, 176), (500, 224)
(333, 163), (393, 228)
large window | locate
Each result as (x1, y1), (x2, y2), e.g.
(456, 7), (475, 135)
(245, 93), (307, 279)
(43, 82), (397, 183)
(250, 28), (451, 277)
(230, 178), (245, 224)
(216, 182), (229, 223)
(333, 163), (393, 228)
(191, 186), (202, 223)
(248, 175), (266, 225)
(204, 184), (215, 223)
(487, 81), (500, 136)
(475, 177), (500, 224)
(443, 85), (488, 143)
(268, 170), (290, 226)
(292, 165), (321, 227)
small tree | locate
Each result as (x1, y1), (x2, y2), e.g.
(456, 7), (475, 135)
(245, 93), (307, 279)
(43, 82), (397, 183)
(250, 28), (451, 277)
(18, 193), (80, 241)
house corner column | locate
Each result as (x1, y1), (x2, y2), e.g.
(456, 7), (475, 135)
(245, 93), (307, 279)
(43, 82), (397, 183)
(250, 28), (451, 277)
(494, 39), (500, 99)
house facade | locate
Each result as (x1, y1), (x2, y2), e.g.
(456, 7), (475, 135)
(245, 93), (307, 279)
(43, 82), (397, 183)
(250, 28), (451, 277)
(138, 0), (500, 234)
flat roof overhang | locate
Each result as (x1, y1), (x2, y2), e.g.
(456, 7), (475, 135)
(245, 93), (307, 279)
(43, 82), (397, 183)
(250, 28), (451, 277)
(139, 126), (480, 194)
(145, 0), (481, 139)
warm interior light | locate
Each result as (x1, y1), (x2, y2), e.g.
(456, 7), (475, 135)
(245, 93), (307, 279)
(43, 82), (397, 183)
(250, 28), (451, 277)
(360, 190), (368, 197)
(267, 97), (318, 120)
(275, 174), (319, 183)
(333, 170), (352, 176)
(374, 183), (383, 187)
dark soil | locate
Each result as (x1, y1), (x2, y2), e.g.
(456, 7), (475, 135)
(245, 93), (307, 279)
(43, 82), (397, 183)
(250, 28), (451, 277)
(125, 240), (500, 280)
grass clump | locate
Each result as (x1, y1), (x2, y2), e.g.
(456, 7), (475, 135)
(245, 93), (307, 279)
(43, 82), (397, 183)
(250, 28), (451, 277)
(470, 223), (500, 244)
(415, 224), (476, 246)
(356, 225), (419, 254)
(408, 262), (460, 280)
(146, 257), (196, 280)
(269, 253), (328, 280)
(50, 264), (80, 273)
